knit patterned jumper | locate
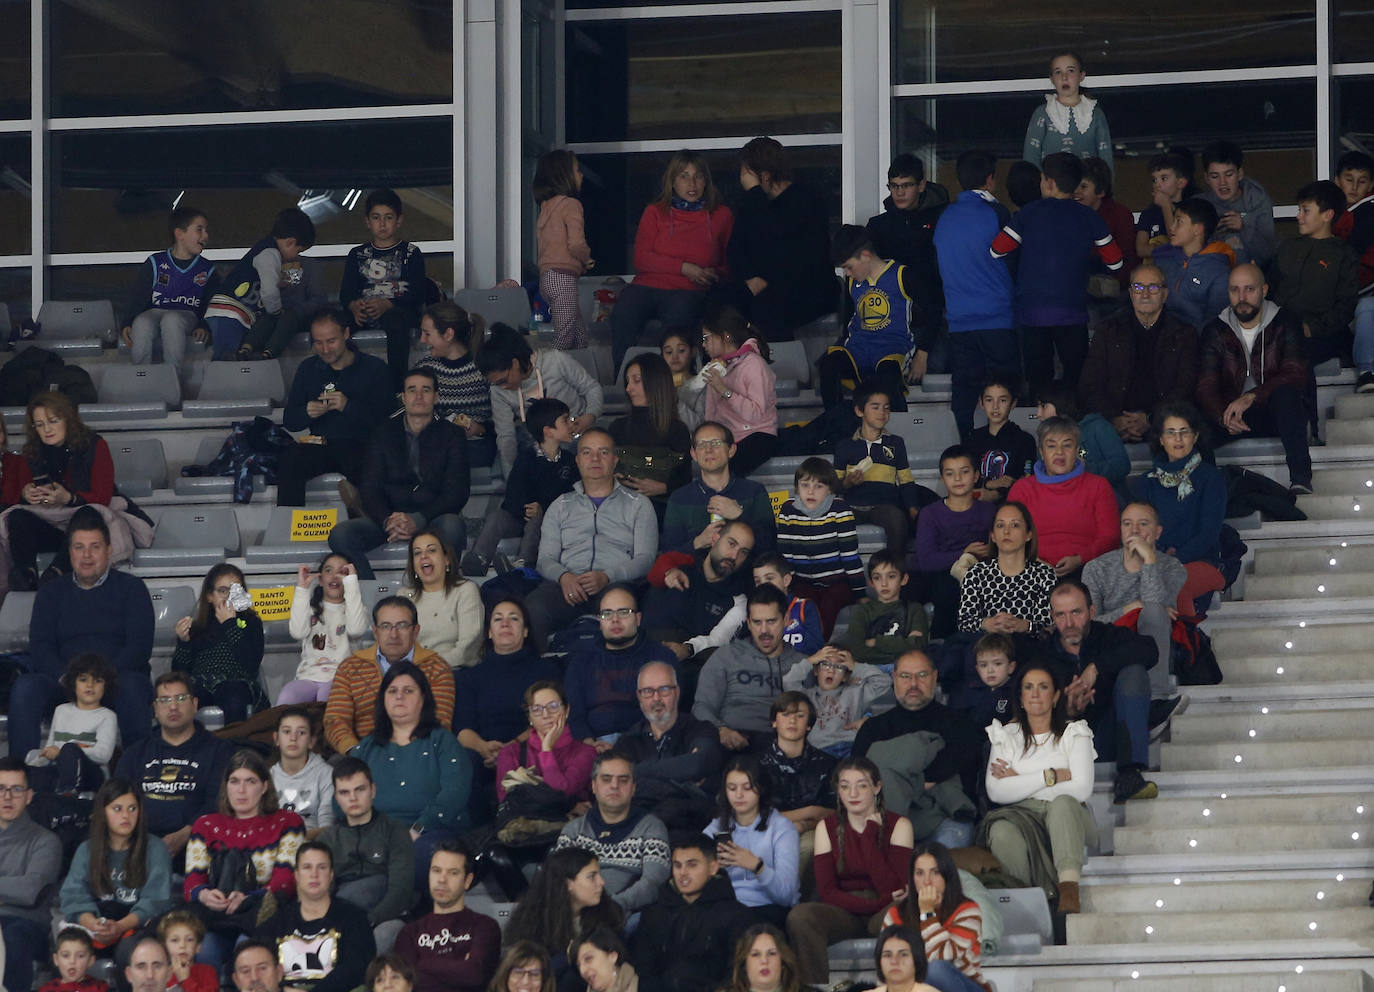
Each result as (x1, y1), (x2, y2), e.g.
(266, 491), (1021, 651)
(184, 809), (305, 901)
(776, 494), (866, 595)
(416, 353), (494, 425)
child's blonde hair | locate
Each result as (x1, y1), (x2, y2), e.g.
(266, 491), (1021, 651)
(157, 908), (206, 943)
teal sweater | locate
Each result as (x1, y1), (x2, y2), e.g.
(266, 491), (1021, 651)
(354, 729), (472, 831)
(61, 836), (173, 925)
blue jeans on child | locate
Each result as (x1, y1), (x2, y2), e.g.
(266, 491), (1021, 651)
(1354, 297), (1374, 373)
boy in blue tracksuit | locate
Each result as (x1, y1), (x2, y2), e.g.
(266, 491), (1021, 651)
(753, 553), (824, 656)
(820, 225), (924, 412)
(933, 150), (1020, 440)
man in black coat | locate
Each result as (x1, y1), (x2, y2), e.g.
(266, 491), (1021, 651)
(328, 365), (469, 579)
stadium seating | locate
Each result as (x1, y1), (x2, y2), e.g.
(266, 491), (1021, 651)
(455, 287), (532, 330)
(32, 300), (117, 355)
(182, 360), (286, 418)
(109, 438), (168, 497)
(134, 507), (242, 568)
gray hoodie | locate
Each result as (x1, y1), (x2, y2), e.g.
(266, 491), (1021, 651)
(693, 638), (802, 733)
(537, 481), (658, 583)
(1200, 176), (1276, 267)
(491, 348), (604, 473)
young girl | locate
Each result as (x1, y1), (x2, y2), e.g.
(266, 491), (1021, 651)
(27, 653), (119, 794)
(535, 149), (593, 349)
(705, 755), (800, 927)
(660, 328), (705, 431)
(269, 709), (334, 832)
(1022, 51), (1113, 171)
(172, 563), (266, 724)
(158, 909), (218, 992)
(700, 304), (778, 476)
(279, 553), (369, 705)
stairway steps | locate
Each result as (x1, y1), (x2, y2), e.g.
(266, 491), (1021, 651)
(1065, 907), (1371, 946)
(1324, 420), (1374, 445)
(1200, 654), (1373, 685)
(1251, 544), (1374, 574)
(1122, 794), (1374, 828)
(1159, 738), (1374, 771)
(1332, 392), (1374, 420)
(1080, 876), (1369, 913)
(1212, 623), (1371, 656)
(1171, 711), (1374, 743)
(1244, 572), (1374, 599)
(1112, 823), (1369, 856)
(1291, 493), (1374, 520)
(1035, 968), (1370, 991)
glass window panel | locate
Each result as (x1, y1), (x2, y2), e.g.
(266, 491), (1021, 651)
(573, 146), (841, 276)
(1334, 2), (1374, 65)
(894, 79), (1315, 214)
(566, 13), (841, 142)
(0, 268), (29, 326)
(1336, 76), (1374, 168)
(0, 134), (30, 256)
(0, 1), (30, 119)
(50, 0), (452, 117)
(51, 120), (453, 254)
(894, 0), (1315, 84)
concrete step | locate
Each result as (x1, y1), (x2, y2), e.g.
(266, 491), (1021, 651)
(1112, 822), (1369, 856)
(1066, 907), (1371, 947)
(1325, 420), (1374, 445)
(1080, 876), (1370, 914)
(1171, 710), (1374, 744)
(1252, 544), (1374, 575)
(1122, 794), (1373, 828)
(1209, 653), (1372, 685)
(1333, 392), (1374, 420)
(1244, 571), (1374, 600)
(1212, 622), (1370, 657)
(1311, 466), (1374, 494)
(1160, 738), (1374, 771)
(1036, 968), (1371, 991)
(1292, 494), (1374, 521)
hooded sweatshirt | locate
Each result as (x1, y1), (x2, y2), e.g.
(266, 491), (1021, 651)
(630, 872), (753, 992)
(1154, 242), (1232, 329)
(490, 349), (604, 473)
(692, 638), (801, 733)
(1196, 301), (1306, 421)
(1200, 176), (1277, 267)
(272, 752), (336, 829)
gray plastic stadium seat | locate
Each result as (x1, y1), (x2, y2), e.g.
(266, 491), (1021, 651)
(134, 509), (241, 568)
(0, 592), (34, 651)
(614, 347), (659, 386)
(110, 439), (168, 497)
(455, 287), (532, 330)
(973, 404), (1040, 433)
(995, 886), (1054, 947)
(34, 300), (116, 355)
(98, 364), (182, 418)
(246, 505), (344, 566)
(182, 360), (286, 418)
(146, 585), (197, 642)
(174, 436), (265, 498)
(565, 348), (600, 385)
(769, 340), (812, 388)
(888, 408), (959, 471)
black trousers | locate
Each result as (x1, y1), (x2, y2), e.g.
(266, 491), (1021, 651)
(275, 441), (369, 506)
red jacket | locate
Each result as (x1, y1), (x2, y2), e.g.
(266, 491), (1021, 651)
(1194, 303), (1307, 424)
(1, 438), (115, 506)
(632, 203), (734, 292)
(1008, 469), (1119, 567)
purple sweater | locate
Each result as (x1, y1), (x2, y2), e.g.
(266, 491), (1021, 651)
(914, 499), (998, 572)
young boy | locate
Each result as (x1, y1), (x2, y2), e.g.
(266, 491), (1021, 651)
(865, 153), (950, 333)
(462, 397), (577, 576)
(1334, 152), (1374, 392)
(844, 551), (929, 668)
(754, 553), (824, 655)
(775, 458), (866, 637)
(236, 253), (329, 361)
(270, 709), (334, 833)
(966, 377), (1036, 501)
(1153, 197), (1233, 329)
(203, 206), (315, 359)
(341, 188), (427, 388)
(120, 206), (219, 372)
(1273, 180), (1359, 374)
(991, 152), (1123, 391)
(25, 653), (118, 794)
(1136, 151), (1193, 262)
(933, 149), (1019, 440)
(783, 650), (887, 758)
(1199, 140), (1276, 268)
(41, 928), (106, 992)
(912, 445), (996, 638)
(158, 910), (218, 992)
(1075, 157), (1139, 285)
(954, 633), (1018, 728)
(833, 382), (927, 558)
(820, 225), (925, 411)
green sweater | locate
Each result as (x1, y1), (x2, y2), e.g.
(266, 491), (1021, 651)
(1273, 235), (1359, 340)
(845, 598), (929, 666)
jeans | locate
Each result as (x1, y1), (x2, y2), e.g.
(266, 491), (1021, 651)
(129, 308), (197, 370)
(8, 670), (152, 760)
(1087, 662), (1151, 769)
(205, 315), (249, 360)
(242, 307), (310, 356)
(525, 579), (598, 651)
(6, 509), (68, 572)
(1, 915), (47, 992)
(729, 432), (778, 478)
(1354, 297), (1374, 373)
(947, 328), (1020, 440)
(329, 513), (467, 580)
(368, 305), (421, 391)
(925, 961), (988, 992)
(472, 507), (540, 565)
(1136, 602), (1175, 699)
(609, 284), (707, 370)
(928, 816), (974, 849)
(851, 504), (909, 558)
(200, 680), (256, 725)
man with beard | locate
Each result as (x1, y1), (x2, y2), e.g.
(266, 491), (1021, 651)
(394, 840), (500, 992)
(564, 585), (679, 748)
(1195, 263), (1312, 495)
(643, 520), (756, 671)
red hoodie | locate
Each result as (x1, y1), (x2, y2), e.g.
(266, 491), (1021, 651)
(631, 203), (734, 291)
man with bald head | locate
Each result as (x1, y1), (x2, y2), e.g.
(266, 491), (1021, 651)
(525, 428), (659, 647)
(643, 519), (756, 665)
(1196, 262), (1312, 495)
(125, 938), (172, 992)
(1080, 263), (1199, 441)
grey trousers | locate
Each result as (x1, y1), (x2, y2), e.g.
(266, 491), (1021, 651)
(1137, 602), (1174, 699)
(130, 307), (197, 370)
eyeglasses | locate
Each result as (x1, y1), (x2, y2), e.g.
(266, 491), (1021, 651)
(0, 785), (28, 797)
(510, 968), (544, 982)
(528, 701), (563, 717)
(155, 693), (192, 705)
(694, 438), (728, 450)
(375, 622), (415, 632)
(1161, 428), (1196, 439)
(636, 685), (678, 699)
(597, 608), (635, 621)
(1129, 282), (1166, 294)
(887, 181), (917, 191)
(816, 661), (850, 673)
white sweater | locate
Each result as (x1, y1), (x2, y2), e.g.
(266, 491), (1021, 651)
(26, 703), (119, 773)
(288, 574), (371, 683)
(984, 719), (1096, 805)
(403, 581), (484, 668)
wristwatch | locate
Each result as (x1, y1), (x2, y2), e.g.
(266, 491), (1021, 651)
(1043, 768), (1058, 787)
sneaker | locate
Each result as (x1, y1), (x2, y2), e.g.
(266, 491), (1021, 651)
(1288, 481), (1314, 497)
(1113, 766), (1158, 804)
(459, 551), (488, 577)
(337, 480), (364, 519)
(1148, 694), (1190, 742)
(1357, 371), (1374, 394)
(493, 553), (517, 576)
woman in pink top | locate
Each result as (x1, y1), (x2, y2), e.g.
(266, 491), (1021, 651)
(610, 151), (734, 368)
(495, 680), (595, 803)
(701, 304), (778, 475)
(535, 150), (593, 349)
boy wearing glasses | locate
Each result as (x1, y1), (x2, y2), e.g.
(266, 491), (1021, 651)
(1079, 262), (1199, 442)
(865, 153), (949, 340)
(782, 644), (888, 759)
(660, 421), (777, 555)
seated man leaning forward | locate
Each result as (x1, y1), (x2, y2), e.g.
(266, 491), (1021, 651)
(328, 366), (469, 581)
(526, 429), (659, 649)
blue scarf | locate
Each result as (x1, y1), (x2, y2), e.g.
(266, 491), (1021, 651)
(672, 196), (706, 212)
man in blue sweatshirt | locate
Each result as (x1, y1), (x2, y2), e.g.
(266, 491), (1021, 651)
(933, 150), (1019, 439)
(11, 509), (154, 761)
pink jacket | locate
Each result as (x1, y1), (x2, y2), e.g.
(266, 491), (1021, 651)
(631, 204), (734, 292)
(494, 726), (596, 801)
(537, 195), (592, 275)
(705, 338), (778, 442)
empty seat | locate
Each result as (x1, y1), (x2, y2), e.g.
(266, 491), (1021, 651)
(182, 360), (286, 418)
(769, 340), (813, 388)
(145, 585), (197, 642)
(245, 505), (344, 566)
(455, 287), (532, 331)
(34, 300), (116, 355)
(0, 592), (35, 651)
(110, 439), (168, 497)
(888, 408), (959, 470)
(134, 509), (241, 568)
(98, 364), (182, 412)
(994, 887), (1054, 947)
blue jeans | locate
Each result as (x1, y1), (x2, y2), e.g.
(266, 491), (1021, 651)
(929, 817), (975, 850)
(925, 960), (986, 992)
(1354, 297), (1374, 373)
(1088, 662), (1151, 769)
(2, 916), (48, 992)
(329, 513), (467, 580)
(947, 328), (1020, 440)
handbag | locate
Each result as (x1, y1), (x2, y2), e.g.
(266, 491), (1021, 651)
(493, 742), (574, 847)
(614, 445), (683, 484)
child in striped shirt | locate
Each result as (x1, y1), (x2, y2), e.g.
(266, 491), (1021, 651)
(776, 457), (866, 638)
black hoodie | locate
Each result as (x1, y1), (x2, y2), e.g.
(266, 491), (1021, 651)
(630, 872), (753, 992)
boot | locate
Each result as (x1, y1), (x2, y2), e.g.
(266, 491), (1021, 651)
(1057, 880), (1080, 914)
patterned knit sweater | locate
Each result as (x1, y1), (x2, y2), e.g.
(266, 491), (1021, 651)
(184, 809), (305, 901)
(417, 353), (493, 425)
(957, 558), (1057, 633)
(171, 614), (268, 712)
(776, 493), (866, 595)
